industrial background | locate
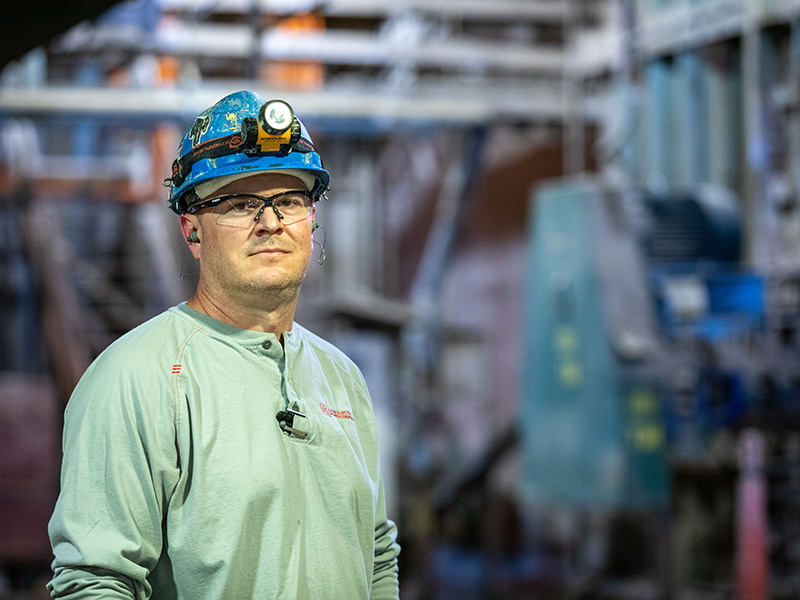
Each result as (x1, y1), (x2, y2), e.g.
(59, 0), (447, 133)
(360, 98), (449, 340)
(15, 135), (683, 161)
(1, 0), (799, 598)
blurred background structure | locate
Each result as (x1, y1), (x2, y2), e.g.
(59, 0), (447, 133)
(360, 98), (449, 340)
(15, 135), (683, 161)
(1, 0), (800, 598)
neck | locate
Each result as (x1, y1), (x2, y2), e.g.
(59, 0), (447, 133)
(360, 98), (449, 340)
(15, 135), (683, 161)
(187, 282), (299, 339)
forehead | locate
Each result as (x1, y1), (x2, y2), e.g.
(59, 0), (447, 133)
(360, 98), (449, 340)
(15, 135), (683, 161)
(215, 173), (306, 196)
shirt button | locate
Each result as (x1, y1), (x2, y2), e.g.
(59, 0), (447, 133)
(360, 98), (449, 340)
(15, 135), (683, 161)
(262, 340), (272, 350)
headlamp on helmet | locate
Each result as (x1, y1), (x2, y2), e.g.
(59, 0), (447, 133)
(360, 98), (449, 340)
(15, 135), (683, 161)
(239, 99), (302, 155)
(261, 100), (294, 135)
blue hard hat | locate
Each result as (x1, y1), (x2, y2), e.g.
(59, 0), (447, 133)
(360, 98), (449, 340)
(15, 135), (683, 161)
(166, 90), (330, 214)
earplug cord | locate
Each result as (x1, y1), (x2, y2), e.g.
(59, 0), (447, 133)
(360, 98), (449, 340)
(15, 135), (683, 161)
(312, 224), (326, 265)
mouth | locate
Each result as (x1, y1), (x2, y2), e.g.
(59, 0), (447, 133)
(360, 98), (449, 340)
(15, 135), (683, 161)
(249, 246), (290, 257)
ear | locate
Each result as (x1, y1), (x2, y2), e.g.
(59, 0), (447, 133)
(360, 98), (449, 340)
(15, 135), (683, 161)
(180, 214), (202, 259)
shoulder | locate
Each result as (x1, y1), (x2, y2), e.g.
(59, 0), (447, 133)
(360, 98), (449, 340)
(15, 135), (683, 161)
(74, 306), (203, 394)
(64, 308), (199, 427)
(290, 323), (368, 390)
(291, 323), (349, 359)
(96, 306), (203, 366)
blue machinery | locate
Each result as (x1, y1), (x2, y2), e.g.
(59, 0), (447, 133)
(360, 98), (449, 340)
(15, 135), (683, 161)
(521, 179), (762, 510)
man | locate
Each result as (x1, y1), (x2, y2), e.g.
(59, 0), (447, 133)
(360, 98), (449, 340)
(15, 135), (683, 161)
(47, 91), (400, 599)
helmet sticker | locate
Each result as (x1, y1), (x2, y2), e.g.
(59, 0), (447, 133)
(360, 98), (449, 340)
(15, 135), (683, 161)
(189, 115), (211, 147)
(294, 137), (317, 153)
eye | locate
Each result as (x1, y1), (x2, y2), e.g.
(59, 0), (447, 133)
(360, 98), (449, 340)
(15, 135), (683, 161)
(225, 197), (260, 213)
(274, 194), (307, 210)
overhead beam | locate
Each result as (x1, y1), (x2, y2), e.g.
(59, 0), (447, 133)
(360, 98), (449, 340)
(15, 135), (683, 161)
(0, 84), (572, 124)
(56, 24), (565, 75)
(158, 0), (569, 22)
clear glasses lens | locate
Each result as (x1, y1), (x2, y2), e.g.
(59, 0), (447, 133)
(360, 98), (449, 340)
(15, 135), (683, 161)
(213, 192), (312, 228)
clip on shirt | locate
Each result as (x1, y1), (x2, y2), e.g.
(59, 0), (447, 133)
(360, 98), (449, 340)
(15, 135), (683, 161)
(276, 403), (308, 439)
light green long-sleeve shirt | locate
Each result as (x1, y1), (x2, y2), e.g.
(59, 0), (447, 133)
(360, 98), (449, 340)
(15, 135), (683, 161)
(48, 303), (400, 599)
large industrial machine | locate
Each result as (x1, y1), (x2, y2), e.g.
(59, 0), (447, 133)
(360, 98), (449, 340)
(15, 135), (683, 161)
(521, 177), (799, 596)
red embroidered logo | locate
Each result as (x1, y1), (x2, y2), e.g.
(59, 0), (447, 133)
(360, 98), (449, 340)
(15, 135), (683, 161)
(320, 402), (354, 421)
(172, 364), (182, 374)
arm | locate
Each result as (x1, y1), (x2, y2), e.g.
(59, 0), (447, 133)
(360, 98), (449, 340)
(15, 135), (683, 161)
(370, 458), (401, 599)
(372, 519), (400, 600)
(48, 353), (177, 599)
(322, 343), (401, 599)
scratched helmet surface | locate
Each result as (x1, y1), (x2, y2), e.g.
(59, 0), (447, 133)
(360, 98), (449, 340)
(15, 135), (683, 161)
(166, 90), (330, 214)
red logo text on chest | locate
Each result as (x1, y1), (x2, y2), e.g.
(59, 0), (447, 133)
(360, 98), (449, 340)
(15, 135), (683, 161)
(320, 402), (354, 421)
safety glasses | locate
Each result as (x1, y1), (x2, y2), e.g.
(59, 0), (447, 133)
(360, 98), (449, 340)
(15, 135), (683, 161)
(187, 191), (313, 228)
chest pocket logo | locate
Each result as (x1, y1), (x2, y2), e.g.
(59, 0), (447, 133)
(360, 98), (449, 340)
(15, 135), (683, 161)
(320, 402), (354, 422)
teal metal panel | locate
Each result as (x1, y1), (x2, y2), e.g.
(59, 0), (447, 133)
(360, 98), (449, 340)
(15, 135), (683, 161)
(791, 20), (800, 191)
(706, 41), (744, 191)
(520, 181), (626, 509)
(645, 59), (672, 189)
(672, 52), (693, 188)
(521, 181), (670, 510)
(620, 379), (671, 508)
(675, 51), (709, 186)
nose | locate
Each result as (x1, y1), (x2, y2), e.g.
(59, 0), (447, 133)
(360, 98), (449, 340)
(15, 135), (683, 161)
(253, 202), (285, 234)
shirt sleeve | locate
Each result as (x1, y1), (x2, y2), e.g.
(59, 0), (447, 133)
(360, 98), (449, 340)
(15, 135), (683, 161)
(370, 450), (401, 599)
(47, 352), (178, 599)
(372, 518), (401, 600)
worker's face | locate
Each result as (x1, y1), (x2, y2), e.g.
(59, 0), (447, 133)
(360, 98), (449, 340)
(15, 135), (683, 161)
(180, 173), (315, 304)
